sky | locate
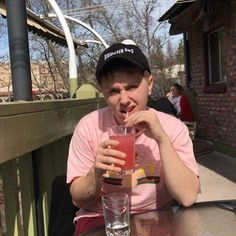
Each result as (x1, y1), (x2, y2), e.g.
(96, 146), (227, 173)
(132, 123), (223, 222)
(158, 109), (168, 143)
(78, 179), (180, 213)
(152, 0), (184, 47)
(160, 0), (176, 12)
(0, 19), (8, 58)
(159, 0), (182, 45)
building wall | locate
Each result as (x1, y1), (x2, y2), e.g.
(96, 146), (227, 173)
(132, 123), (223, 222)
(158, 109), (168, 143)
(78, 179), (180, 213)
(189, 0), (236, 149)
(0, 61), (67, 101)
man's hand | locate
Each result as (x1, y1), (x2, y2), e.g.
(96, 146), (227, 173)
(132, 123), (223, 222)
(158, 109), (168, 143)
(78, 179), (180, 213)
(124, 110), (168, 143)
(95, 139), (126, 174)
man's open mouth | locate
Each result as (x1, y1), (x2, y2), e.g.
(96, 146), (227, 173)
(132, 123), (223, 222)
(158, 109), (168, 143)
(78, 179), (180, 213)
(120, 107), (135, 115)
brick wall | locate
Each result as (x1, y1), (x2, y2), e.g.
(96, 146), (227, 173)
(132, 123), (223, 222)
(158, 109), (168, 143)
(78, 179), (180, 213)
(189, 0), (236, 148)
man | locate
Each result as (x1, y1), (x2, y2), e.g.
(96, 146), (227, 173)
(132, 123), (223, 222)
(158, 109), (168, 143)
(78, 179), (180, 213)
(67, 42), (200, 235)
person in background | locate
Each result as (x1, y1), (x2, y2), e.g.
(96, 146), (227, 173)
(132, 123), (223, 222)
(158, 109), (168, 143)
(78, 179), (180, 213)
(167, 83), (194, 122)
(67, 42), (199, 235)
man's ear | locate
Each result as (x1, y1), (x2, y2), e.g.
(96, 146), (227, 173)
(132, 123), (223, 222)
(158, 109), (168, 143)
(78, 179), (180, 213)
(147, 74), (154, 96)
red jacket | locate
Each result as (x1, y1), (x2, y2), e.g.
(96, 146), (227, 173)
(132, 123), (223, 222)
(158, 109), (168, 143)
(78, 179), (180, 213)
(180, 95), (194, 121)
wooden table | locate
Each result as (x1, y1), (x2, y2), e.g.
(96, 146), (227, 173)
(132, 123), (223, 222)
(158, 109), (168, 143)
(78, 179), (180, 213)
(81, 201), (236, 235)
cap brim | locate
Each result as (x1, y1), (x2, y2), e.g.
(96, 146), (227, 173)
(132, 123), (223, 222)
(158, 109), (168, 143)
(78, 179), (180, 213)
(96, 56), (146, 79)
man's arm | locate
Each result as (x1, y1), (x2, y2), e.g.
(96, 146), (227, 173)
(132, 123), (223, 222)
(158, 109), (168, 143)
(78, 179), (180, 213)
(158, 135), (199, 206)
(125, 110), (200, 207)
(69, 139), (126, 210)
(70, 166), (103, 210)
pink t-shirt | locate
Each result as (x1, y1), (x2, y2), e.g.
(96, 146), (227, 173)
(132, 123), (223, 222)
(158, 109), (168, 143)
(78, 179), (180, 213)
(67, 107), (198, 221)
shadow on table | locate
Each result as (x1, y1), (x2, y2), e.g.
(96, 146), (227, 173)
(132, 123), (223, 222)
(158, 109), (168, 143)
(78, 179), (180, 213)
(197, 151), (236, 183)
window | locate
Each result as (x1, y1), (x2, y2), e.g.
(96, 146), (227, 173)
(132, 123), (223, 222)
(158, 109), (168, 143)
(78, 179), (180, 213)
(204, 28), (226, 93)
(208, 29), (225, 83)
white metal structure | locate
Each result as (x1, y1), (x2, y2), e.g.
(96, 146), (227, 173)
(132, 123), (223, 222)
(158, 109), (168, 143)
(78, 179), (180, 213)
(44, 1), (109, 98)
(47, 0), (78, 98)
(47, 13), (109, 49)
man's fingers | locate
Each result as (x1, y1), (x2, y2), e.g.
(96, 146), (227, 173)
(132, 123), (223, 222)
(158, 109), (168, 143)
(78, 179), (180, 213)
(101, 148), (126, 159)
(96, 163), (122, 173)
(100, 139), (119, 148)
(96, 139), (126, 173)
(98, 154), (125, 166)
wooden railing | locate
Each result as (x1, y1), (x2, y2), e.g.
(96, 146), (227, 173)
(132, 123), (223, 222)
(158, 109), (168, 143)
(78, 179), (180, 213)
(0, 97), (106, 236)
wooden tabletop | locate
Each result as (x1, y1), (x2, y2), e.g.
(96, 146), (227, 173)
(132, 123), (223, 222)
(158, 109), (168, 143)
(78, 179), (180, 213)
(81, 202), (236, 236)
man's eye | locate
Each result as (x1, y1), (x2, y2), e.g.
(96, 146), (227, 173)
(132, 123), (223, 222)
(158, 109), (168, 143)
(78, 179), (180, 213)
(109, 88), (120, 94)
(128, 85), (138, 90)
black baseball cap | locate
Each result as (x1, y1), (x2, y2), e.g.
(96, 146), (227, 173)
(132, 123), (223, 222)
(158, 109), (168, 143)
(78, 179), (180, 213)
(96, 43), (151, 80)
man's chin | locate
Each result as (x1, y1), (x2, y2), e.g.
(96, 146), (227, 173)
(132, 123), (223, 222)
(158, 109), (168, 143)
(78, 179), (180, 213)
(113, 115), (124, 125)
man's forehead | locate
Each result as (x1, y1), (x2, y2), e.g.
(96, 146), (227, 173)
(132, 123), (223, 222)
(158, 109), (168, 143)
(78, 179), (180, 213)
(103, 73), (143, 85)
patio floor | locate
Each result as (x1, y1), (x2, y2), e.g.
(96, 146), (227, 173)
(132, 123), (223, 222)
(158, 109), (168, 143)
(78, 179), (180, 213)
(196, 151), (236, 203)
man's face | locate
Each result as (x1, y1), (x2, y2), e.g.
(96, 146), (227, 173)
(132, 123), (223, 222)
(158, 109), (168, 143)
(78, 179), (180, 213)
(100, 70), (153, 125)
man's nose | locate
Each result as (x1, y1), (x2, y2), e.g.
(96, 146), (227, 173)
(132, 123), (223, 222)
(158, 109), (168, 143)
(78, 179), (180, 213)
(120, 90), (130, 104)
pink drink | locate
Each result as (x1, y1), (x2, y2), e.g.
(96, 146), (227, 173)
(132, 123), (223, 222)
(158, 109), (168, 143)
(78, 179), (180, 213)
(110, 133), (135, 172)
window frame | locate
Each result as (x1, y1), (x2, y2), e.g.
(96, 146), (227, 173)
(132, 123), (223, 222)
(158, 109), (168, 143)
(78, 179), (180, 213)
(203, 27), (226, 93)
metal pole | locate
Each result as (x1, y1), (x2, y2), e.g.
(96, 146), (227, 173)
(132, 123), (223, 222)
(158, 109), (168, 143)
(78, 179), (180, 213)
(48, 14), (109, 49)
(47, 0), (78, 98)
(6, 0), (32, 101)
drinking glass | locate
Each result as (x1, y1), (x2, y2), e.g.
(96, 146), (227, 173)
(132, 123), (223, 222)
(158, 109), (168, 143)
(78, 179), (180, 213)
(108, 125), (135, 174)
(102, 193), (130, 236)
